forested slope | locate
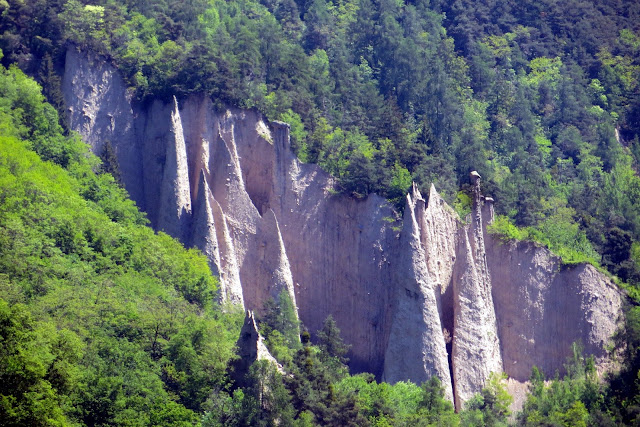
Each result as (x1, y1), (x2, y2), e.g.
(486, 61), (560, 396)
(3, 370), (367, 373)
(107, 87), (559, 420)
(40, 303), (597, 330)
(1, 0), (639, 285)
(2, 0), (640, 424)
(0, 55), (241, 425)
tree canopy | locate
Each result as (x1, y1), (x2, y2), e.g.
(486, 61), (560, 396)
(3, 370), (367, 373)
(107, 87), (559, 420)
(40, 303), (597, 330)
(1, 0), (640, 423)
(2, 0), (639, 284)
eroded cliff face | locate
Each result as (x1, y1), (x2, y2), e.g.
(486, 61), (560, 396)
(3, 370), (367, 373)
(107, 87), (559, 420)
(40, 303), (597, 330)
(486, 239), (621, 382)
(383, 187), (453, 401)
(63, 48), (623, 409)
(451, 179), (502, 407)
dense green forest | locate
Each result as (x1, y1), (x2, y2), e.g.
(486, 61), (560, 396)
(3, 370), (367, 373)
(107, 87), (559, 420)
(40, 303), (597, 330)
(0, 54), (244, 424)
(1, 0), (640, 284)
(2, 0), (640, 424)
(0, 61), (504, 426)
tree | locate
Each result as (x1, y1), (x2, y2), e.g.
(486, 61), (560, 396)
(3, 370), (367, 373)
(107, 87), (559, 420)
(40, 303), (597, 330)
(316, 315), (350, 380)
(285, 335), (363, 425)
(317, 315), (349, 363)
(246, 360), (295, 427)
(417, 376), (458, 426)
(260, 289), (301, 364)
(462, 373), (512, 427)
(0, 300), (72, 426)
(517, 344), (602, 426)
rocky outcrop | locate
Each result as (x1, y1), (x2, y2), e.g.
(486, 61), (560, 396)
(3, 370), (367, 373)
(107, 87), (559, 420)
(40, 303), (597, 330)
(487, 239), (622, 382)
(191, 170), (245, 305)
(232, 310), (283, 388)
(61, 48), (142, 204)
(157, 97), (192, 239)
(383, 187), (453, 402)
(422, 183), (459, 329)
(63, 48), (624, 409)
(451, 177), (502, 407)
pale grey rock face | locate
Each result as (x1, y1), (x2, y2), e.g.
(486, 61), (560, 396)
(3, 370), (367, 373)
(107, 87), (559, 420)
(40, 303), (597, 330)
(156, 97), (192, 239)
(210, 198), (244, 305)
(487, 239), (622, 382)
(232, 310), (283, 388)
(191, 170), (245, 305)
(191, 170), (222, 278)
(451, 182), (503, 407)
(421, 184), (459, 344)
(62, 48), (143, 205)
(383, 189), (453, 402)
(64, 49), (623, 409)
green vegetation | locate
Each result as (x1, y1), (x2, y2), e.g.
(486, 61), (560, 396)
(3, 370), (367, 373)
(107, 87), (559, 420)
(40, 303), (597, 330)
(0, 55), (242, 425)
(2, 0), (639, 285)
(462, 373), (512, 427)
(2, 0), (640, 423)
(488, 215), (600, 266)
(517, 346), (600, 426)
(453, 191), (473, 220)
(260, 289), (302, 366)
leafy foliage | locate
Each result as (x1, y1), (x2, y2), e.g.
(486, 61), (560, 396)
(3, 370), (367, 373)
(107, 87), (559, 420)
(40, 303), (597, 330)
(517, 344), (606, 426)
(3, 0), (638, 283)
(0, 61), (242, 425)
(2, 0), (640, 423)
(488, 214), (600, 266)
(462, 373), (512, 427)
(259, 289), (302, 366)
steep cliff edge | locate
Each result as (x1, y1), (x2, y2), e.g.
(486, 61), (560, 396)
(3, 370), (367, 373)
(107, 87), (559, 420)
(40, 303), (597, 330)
(486, 238), (622, 382)
(63, 48), (623, 409)
(383, 187), (453, 402)
(451, 177), (502, 407)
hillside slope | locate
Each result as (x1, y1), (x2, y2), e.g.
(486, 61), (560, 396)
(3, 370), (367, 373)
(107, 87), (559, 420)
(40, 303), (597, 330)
(0, 58), (241, 425)
(62, 48), (623, 408)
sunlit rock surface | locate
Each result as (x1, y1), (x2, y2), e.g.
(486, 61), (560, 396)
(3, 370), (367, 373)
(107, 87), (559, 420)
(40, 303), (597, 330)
(64, 47), (623, 408)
